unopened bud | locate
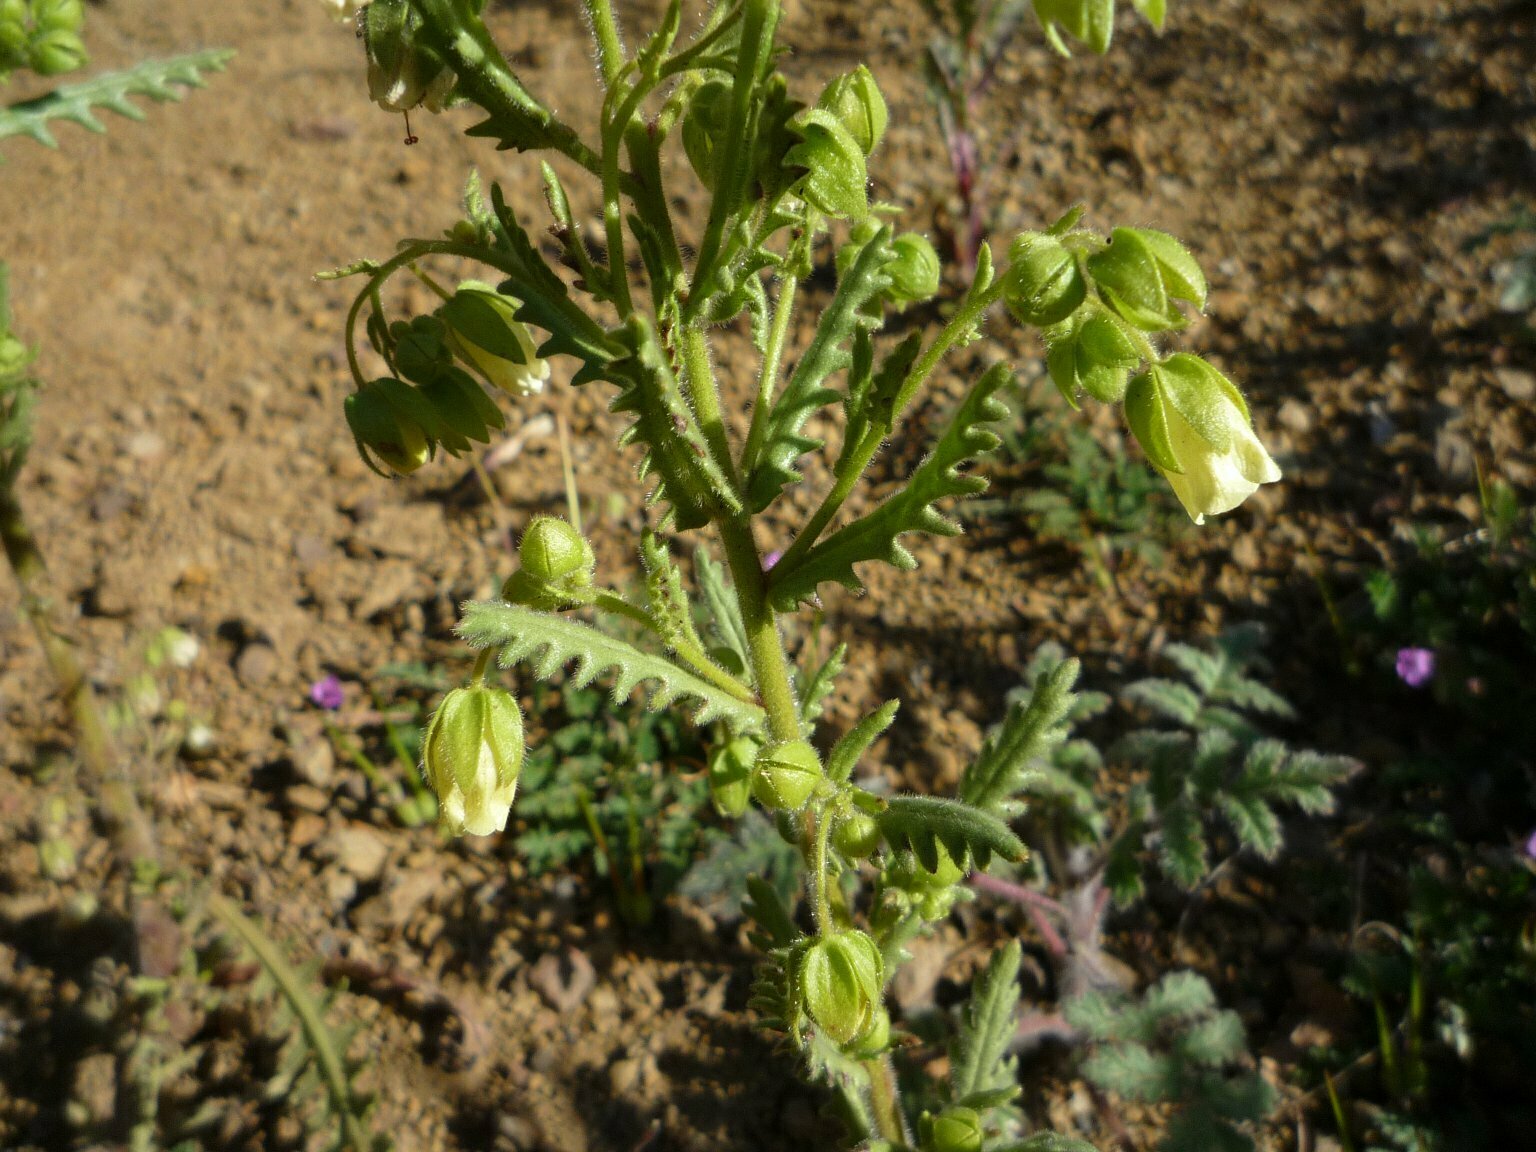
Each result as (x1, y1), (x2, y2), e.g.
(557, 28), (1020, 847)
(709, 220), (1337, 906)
(502, 516), (596, 610)
(816, 64), (887, 157)
(831, 811), (882, 859)
(921, 1106), (984, 1152)
(344, 378), (434, 476)
(708, 737), (757, 819)
(887, 233), (941, 305)
(751, 739), (824, 811)
(681, 78), (733, 192)
(1005, 232), (1086, 327)
(28, 28), (85, 75)
(360, 0), (455, 113)
(801, 929), (884, 1045)
(1045, 307), (1140, 406)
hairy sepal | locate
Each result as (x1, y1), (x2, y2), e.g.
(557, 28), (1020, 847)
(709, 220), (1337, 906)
(768, 361), (1012, 610)
(457, 601), (765, 734)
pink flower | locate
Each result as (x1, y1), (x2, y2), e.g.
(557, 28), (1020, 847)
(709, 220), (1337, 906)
(1395, 647), (1435, 688)
(309, 675), (345, 710)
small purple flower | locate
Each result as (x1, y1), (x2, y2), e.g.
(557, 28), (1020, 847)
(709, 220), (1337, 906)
(1395, 647), (1436, 688)
(763, 550), (783, 571)
(1525, 828), (1536, 860)
(309, 674), (345, 711)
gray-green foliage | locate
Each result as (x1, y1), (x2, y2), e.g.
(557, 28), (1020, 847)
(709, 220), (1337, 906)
(1067, 971), (1274, 1152)
(0, 49), (234, 157)
(1013, 628), (1355, 905)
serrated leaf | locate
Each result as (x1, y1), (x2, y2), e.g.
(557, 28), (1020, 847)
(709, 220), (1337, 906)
(1157, 802), (1206, 887)
(800, 642), (846, 727)
(962, 657), (1080, 817)
(458, 600), (764, 734)
(1125, 677), (1202, 725)
(768, 361), (1013, 609)
(951, 940), (1022, 1102)
(694, 546), (751, 678)
(747, 228), (896, 511)
(878, 794), (1026, 871)
(1, 50), (235, 160)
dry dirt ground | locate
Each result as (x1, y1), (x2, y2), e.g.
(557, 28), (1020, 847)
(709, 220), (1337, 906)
(0, 0), (1532, 1149)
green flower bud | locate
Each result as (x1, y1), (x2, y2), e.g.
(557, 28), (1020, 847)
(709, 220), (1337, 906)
(390, 315), (454, 385)
(816, 64), (887, 156)
(502, 516), (596, 610)
(681, 78), (733, 192)
(423, 683), (525, 837)
(33, 0), (83, 33)
(1045, 307), (1141, 406)
(360, 0), (455, 114)
(519, 516), (594, 585)
(846, 1004), (890, 1057)
(1086, 227), (1207, 331)
(0, 19), (26, 68)
(921, 1107), (984, 1152)
(27, 28), (85, 75)
(708, 736), (757, 819)
(801, 929), (884, 1045)
(344, 378), (433, 477)
(439, 280), (550, 397)
(785, 108), (869, 219)
(1005, 232), (1086, 327)
(831, 811), (882, 859)
(884, 844), (967, 921)
(0, 331), (30, 379)
(751, 739), (825, 811)
(1124, 354), (1281, 524)
(887, 233), (941, 305)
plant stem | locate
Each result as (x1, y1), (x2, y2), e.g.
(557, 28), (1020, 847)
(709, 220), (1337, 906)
(812, 803), (833, 933)
(680, 326), (742, 493)
(863, 1054), (913, 1147)
(1, 480), (157, 866)
(718, 516), (800, 741)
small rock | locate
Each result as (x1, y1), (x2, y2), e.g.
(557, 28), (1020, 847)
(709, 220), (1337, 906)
(1495, 367), (1536, 402)
(326, 870), (357, 907)
(286, 784), (330, 813)
(235, 643), (279, 687)
(289, 812), (326, 849)
(1230, 535), (1260, 570)
(327, 825), (390, 882)
(124, 431), (165, 461)
(68, 1052), (117, 1130)
(494, 1113), (541, 1151)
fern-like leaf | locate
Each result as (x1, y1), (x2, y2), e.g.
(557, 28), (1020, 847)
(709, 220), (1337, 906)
(963, 656), (1080, 818)
(694, 546), (751, 676)
(768, 361), (1013, 609)
(1, 50), (234, 157)
(746, 227), (896, 511)
(950, 940), (1022, 1105)
(458, 600), (765, 734)
(879, 794), (1026, 872)
(826, 699), (899, 783)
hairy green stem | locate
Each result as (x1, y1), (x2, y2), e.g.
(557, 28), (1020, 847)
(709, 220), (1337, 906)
(740, 272), (798, 476)
(680, 326), (742, 494)
(812, 801), (833, 932)
(718, 517), (800, 741)
(864, 1054), (912, 1147)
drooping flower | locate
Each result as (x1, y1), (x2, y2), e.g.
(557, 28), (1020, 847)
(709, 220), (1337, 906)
(1124, 354), (1282, 524)
(1395, 647), (1436, 688)
(438, 281), (550, 398)
(422, 683), (525, 836)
